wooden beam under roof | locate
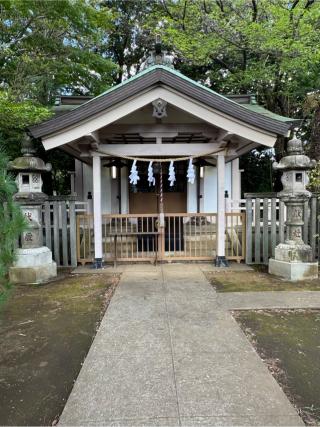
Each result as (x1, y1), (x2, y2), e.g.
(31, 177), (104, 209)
(99, 123), (218, 139)
(94, 142), (228, 157)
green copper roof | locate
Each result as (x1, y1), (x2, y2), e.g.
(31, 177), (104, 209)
(242, 103), (298, 123)
(83, 64), (234, 104)
(31, 65), (293, 138)
(82, 65), (174, 104)
(74, 65), (297, 123)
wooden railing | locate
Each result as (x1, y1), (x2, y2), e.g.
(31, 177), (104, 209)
(225, 212), (246, 261)
(76, 212), (245, 265)
(103, 214), (159, 262)
(164, 214), (217, 260)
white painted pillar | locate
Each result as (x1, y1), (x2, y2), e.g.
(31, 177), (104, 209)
(92, 155), (103, 267)
(216, 154), (228, 266)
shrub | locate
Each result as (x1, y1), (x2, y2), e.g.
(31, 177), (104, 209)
(0, 149), (27, 293)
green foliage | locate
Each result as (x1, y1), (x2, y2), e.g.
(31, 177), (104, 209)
(99, 0), (159, 82)
(308, 161), (320, 193)
(0, 91), (51, 130)
(0, 0), (117, 103)
(1, 0), (320, 195)
(240, 149), (274, 194)
(0, 89), (52, 161)
(304, 92), (320, 161)
(0, 150), (27, 291)
(149, 0), (320, 189)
(154, 0), (320, 118)
(0, 0), (119, 194)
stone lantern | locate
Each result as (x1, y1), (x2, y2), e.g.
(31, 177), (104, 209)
(8, 135), (57, 284)
(269, 135), (318, 281)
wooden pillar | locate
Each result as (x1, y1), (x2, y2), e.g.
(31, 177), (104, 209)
(92, 155), (103, 267)
(216, 154), (228, 266)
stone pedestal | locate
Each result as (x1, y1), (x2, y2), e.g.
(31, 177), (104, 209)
(269, 241), (318, 281)
(9, 247), (57, 284)
(269, 259), (318, 281)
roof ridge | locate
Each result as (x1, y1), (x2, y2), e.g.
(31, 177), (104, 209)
(80, 64), (243, 109)
(81, 65), (283, 121)
(30, 65), (293, 139)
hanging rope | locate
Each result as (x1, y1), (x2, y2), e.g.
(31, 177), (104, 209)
(159, 163), (164, 212)
(96, 147), (227, 163)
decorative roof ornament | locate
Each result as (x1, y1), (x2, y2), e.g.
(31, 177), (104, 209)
(152, 98), (167, 119)
(141, 35), (174, 70)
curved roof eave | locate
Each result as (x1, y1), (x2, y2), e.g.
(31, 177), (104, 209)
(29, 65), (292, 139)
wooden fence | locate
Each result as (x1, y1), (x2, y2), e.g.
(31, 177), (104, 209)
(41, 199), (87, 267)
(76, 212), (245, 265)
(40, 195), (319, 267)
(245, 196), (319, 264)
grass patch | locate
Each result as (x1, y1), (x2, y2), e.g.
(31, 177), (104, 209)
(234, 309), (320, 426)
(0, 272), (120, 426)
(205, 269), (320, 292)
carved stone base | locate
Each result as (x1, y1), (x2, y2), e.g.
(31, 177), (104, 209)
(274, 243), (313, 263)
(9, 246), (57, 284)
(269, 258), (318, 281)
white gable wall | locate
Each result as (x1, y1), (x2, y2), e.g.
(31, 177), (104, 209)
(121, 167), (129, 214)
(187, 180), (197, 213)
(78, 163), (112, 214)
(203, 166), (218, 212)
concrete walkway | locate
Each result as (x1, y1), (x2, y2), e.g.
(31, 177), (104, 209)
(59, 264), (307, 426)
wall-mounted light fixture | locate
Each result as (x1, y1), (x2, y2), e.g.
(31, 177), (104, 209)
(200, 166), (204, 179)
(111, 165), (117, 180)
(103, 159), (127, 214)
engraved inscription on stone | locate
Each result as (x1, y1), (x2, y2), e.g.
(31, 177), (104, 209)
(291, 227), (301, 239)
(25, 212), (32, 221)
(292, 207), (302, 219)
(24, 232), (33, 242)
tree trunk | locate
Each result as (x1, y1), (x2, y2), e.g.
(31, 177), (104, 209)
(309, 106), (320, 161)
